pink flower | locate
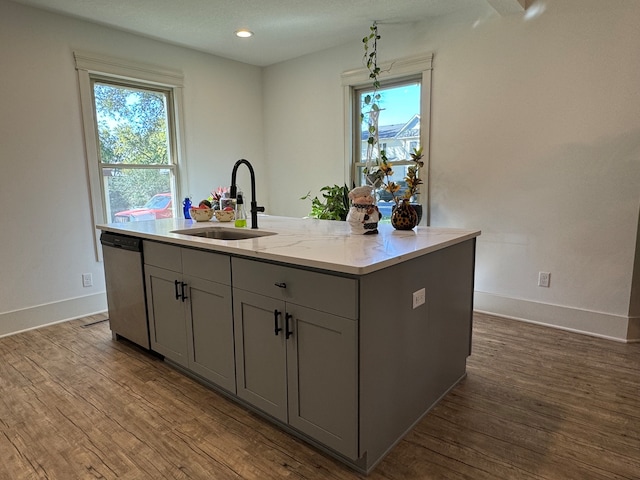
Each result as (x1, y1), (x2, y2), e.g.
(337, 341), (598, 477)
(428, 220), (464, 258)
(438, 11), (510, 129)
(210, 186), (229, 201)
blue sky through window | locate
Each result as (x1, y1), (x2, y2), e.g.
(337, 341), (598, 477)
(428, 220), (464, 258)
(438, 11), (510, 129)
(360, 82), (420, 128)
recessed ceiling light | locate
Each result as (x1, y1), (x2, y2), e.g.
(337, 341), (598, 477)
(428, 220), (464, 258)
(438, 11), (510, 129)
(235, 29), (253, 38)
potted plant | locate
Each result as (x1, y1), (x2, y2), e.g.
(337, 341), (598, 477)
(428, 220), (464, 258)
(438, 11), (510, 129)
(378, 147), (424, 229)
(301, 184), (351, 221)
(207, 186), (229, 210)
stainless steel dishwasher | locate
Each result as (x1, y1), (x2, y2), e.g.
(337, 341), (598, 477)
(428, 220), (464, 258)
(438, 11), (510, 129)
(100, 232), (149, 349)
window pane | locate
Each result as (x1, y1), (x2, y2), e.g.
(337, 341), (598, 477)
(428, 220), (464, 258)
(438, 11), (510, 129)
(93, 82), (171, 165)
(92, 79), (177, 223)
(359, 82), (420, 164)
(356, 81), (421, 220)
(103, 168), (174, 223)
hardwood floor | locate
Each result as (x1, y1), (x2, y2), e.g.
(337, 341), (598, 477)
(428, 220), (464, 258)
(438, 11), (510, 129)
(1, 313), (638, 479)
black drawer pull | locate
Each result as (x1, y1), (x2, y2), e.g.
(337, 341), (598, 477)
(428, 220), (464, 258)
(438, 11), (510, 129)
(174, 279), (181, 300)
(181, 282), (188, 302)
(274, 310), (283, 336)
(285, 313), (293, 339)
(274, 282), (287, 289)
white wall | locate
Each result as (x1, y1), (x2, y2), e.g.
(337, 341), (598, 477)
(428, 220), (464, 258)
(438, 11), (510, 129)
(263, 0), (640, 340)
(0, 0), (265, 335)
(2, 0), (639, 341)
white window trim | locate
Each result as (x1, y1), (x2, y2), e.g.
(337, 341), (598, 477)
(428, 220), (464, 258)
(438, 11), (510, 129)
(74, 51), (188, 260)
(341, 53), (433, 225)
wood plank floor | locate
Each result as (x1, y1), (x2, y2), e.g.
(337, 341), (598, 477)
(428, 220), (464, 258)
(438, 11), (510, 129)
(1, 312), (638, 479)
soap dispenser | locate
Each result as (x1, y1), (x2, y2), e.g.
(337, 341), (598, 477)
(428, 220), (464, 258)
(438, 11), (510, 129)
(235, 193), (247, 228)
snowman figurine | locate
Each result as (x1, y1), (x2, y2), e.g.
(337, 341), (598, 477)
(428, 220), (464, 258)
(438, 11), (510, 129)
(346, 185), (381, 235)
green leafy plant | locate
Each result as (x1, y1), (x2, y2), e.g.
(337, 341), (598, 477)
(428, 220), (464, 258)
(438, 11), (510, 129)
(362, 21), (381, 177)
(361, 21), (394, 189)
(301, 184), (350, 221)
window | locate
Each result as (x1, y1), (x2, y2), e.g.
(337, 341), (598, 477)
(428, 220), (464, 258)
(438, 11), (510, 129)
(93, 80), (177, 223)
(75, 52), (186, 258)
(342, 53), (433, 224)
(354, 79), (421, 202)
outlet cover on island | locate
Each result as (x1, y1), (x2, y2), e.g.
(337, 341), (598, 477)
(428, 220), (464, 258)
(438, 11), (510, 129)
(82, 273), (93, 287)
(412, 288), (426, 309)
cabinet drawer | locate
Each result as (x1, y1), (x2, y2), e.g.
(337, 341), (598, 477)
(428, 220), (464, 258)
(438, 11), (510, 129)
(182, 248), (231, 285)
(143, 242), (231, 285)
(232, 258), (357, 320)
(144, 241), (181, 271)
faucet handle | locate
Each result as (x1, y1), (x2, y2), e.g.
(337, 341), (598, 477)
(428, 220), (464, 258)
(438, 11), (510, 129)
(250, 201), (265, 213)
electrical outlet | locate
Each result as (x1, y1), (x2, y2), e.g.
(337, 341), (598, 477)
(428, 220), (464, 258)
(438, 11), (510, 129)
(412, 288), (426, 309)
(82, 273), (93, 287)
(538, 272), (550, 288)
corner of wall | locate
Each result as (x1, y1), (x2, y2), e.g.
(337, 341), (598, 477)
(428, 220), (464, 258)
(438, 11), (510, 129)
(627, 203), (640, 326)
(627, 316), (640, 343)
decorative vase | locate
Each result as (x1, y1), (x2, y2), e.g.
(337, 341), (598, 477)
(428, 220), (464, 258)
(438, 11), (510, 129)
(391, 199), (419, 230)
(410, 203), (423, 224)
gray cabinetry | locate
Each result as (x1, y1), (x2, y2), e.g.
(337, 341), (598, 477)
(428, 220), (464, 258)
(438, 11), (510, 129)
(232, 290), (287, 419)
(100, 222), (478, 474)
(145, 264), (188, 364)
(286, 302), (357, 458)
(144, 241), (235, 392)
(232, 257), (358, 459)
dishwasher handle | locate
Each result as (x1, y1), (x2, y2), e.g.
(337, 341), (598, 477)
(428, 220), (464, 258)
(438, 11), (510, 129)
(100, 232), (142, 252)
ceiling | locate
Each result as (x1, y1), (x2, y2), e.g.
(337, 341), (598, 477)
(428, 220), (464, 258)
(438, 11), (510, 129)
(8, 0), (509, 66)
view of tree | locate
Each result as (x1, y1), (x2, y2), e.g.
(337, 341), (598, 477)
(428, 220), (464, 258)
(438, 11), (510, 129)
(93, 82), (174, 218)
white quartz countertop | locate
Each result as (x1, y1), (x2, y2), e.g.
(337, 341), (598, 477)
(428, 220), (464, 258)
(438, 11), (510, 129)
(97, 215), (480, 275)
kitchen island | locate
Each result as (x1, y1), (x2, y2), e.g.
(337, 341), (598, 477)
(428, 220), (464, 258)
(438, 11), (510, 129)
(98, 216), (480, 473)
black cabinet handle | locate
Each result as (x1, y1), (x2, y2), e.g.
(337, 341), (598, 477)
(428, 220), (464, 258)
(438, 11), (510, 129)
(174, 279), (181, 300)
(274, 310), (283, 336)
(274, 282), (287, 289)
(181, 282), (188, 302)
(285, 313), (293, 339)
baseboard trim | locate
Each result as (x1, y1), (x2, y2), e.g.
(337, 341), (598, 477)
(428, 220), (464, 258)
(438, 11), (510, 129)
(474, 291), (633, 343)
(0, 293), (107, 338)
(3, 291), (636, 343)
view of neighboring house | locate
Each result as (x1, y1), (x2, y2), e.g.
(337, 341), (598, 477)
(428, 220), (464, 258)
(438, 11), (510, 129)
(361, 114), (421, 161)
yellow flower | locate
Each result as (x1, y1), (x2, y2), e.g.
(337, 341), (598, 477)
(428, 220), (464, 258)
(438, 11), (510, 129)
(386, 181), (401, 194)
(379, 161), (393, 175)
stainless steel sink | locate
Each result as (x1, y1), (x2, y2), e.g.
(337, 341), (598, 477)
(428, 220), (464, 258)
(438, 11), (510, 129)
(171, 227), (277, 240)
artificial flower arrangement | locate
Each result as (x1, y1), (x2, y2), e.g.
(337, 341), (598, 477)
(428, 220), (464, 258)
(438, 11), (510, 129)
(377, 147), (424, 206)
(207, 186), (229, 209)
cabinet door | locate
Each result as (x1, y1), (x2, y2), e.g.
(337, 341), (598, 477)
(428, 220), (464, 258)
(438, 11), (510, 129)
(186, 275), (235, 393)
(145, 265), (188, 367)
(233, 289), (287, 422)
(286, 304), (358, 459)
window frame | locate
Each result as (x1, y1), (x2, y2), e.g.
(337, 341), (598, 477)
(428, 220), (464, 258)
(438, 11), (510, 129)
(74, 51), (187, 260)
(341, 53), (433, 225)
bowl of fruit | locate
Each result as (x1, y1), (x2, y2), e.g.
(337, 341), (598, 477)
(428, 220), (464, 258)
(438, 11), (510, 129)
(190, 200), (214, 222)
(214, 207), (235, 222)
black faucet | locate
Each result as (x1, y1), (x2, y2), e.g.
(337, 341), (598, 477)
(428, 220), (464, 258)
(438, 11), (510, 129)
(230, 159), (265, 229)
